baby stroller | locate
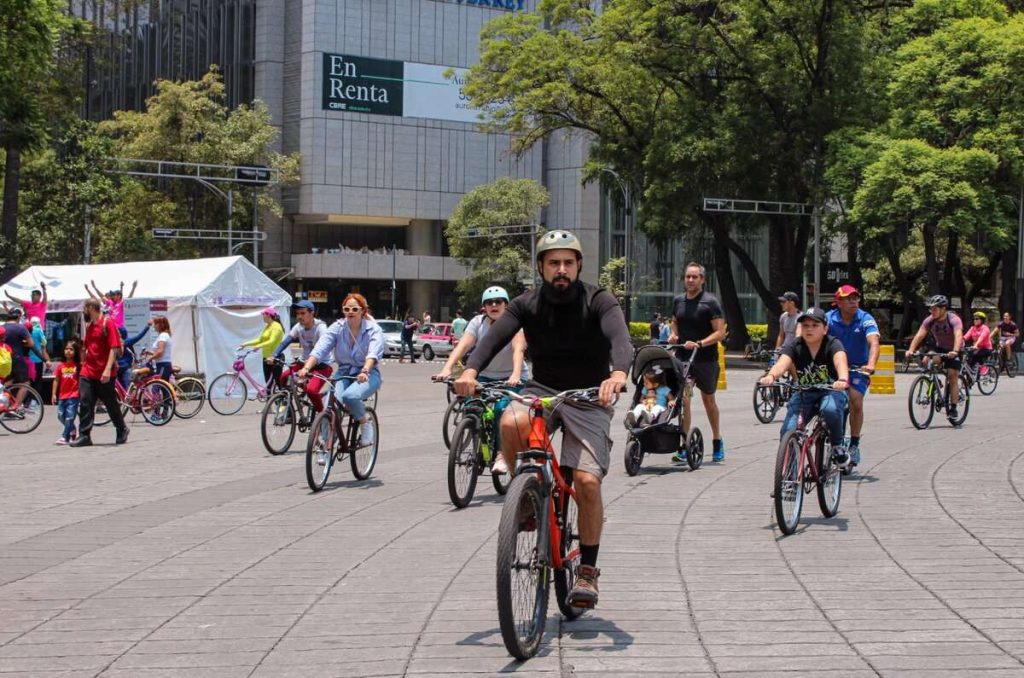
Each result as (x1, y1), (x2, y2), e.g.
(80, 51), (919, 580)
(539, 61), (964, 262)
(623, 344), (704, 475)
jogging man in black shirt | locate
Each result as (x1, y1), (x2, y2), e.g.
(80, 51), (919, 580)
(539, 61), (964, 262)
(669, 262), (728, 462)
(456, 230), (632, 609)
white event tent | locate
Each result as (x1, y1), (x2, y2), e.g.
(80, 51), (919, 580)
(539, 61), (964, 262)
(1, 256), (291, 380)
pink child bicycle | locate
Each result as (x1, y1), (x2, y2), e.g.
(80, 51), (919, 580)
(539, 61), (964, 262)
(208, 348), (277, 415)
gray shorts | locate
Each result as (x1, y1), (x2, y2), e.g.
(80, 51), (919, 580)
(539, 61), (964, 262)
(505, 382), (613, 480)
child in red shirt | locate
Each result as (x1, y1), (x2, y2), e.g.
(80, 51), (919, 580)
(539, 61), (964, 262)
(52, 340), (81, 444)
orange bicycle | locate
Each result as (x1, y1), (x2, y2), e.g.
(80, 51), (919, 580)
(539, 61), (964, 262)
(492, 386), (601, 660)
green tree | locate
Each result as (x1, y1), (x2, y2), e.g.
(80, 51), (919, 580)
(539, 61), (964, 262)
(463, 0), (893, 347)
(0, 0), (76, 281)
(445, 177), (549, 309)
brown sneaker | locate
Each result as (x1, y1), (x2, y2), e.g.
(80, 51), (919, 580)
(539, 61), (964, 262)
(568, 565), (600, 608)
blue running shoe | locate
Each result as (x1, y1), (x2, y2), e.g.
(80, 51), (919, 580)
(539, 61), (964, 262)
(712, 439), (725, 462)
(671, 450), (688, 463)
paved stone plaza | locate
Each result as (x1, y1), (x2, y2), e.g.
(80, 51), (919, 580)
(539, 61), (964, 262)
(1, 363), (1023, 677)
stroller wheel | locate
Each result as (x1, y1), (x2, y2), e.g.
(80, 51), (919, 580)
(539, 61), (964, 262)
(624, 439), (643, 476)
(687, 428), (704, 470)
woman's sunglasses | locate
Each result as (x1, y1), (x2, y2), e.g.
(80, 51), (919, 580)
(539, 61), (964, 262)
(342, 306), (363, 313)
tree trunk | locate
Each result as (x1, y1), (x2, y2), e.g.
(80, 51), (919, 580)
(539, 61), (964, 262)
(1, 143), (22, 284)
(701, 213), (750, 351)
(922, 221), (941, 295)
(942, 232), (958, 297)
(882, 237), (919, 341)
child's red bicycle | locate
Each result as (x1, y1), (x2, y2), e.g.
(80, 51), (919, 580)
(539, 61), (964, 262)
(492, 386), (601, 660)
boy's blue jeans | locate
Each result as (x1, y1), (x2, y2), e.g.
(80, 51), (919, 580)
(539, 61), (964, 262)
(780, 389), (848, 445)
(57, 398), (79, 439)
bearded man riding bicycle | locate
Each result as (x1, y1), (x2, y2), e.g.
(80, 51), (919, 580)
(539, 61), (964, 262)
(455, 230), (631, 609)
(907, 295), (964, 421)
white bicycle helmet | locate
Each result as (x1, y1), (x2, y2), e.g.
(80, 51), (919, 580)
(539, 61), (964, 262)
(535, 230), (583, 261)
(481, 286), (510, 304)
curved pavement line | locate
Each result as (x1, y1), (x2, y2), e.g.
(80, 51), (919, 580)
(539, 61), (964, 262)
(854, 430), (1024, 668)
(672, 440), (777, 678)
(1007, 448), (1024, 505)
(0, 473), (437, 648)
(930, 432), (1024, 577)
(88, 476), (446, 676)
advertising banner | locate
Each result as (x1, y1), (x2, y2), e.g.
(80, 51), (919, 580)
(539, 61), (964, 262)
(323, 54), (479, 124)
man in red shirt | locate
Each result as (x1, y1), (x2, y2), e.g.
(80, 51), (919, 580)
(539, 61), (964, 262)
(71, 298), (129, 447)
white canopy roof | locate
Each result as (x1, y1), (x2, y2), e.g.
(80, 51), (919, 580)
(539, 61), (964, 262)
(1, 256), (290, 313)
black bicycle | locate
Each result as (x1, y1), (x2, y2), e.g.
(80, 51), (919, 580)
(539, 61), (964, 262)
(305, 375), (380, 491)
(261, 359), (320, 455)
(752, 350), (792, 424)
(446, 382), (514, 508)
(907, 351), (970, 429)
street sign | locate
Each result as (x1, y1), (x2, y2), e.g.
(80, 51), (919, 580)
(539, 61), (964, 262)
(153, 228), (176, 238)
(151, 228), (267, 241)
(234, 166), (271, 185)
(307, 290), (328, 303)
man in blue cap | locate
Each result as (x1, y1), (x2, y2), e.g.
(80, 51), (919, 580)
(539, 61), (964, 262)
(273, 300), (331, 412)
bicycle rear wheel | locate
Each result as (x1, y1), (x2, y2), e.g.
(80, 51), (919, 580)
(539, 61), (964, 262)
(208, 373), (247, 415)
(816, 436), (842, 518)
(752, 382), (780, 423)
(447, 417), (481, 508)
(173, 377), (206, 419)
(496, 473), (549, 660)
(774, 432), (804, 536)
(908, 375), (935, 430)
(305, 410), (336, 491)
(261, 391), (297, 455)
(442, 398), (464, 449)
(1004, 352), (1017, 377)
(977, 364), (998, 395)
(492, 463), (513, 495)
(553, 486), (584, 620)
(0, 385), (45, 434)
(140, 381), (175, 426)
(350, 407), (379, 480)
(948, 387), (970, 427)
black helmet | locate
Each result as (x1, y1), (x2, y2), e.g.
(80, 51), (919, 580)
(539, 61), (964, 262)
(926, 294), (949, 308)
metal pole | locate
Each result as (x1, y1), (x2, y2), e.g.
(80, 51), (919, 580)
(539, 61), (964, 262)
(624, 185), (632, 320)
(530, 233), (537, 289)
(84, 207), (92, 265)
(391, 245), (397, 318)
(813, 206), (821, 308)
(227, 189), (233, 254)
(252, 191), (259, 268)
(1017, 185), (1024, 329)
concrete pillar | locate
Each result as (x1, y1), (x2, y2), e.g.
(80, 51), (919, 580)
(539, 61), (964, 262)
(406, 220), (442, 319)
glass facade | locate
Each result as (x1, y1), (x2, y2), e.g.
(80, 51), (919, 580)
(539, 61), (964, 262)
(69, 0), (256, 120)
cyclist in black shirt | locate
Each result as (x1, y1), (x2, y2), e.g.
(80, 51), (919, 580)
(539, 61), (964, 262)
(669, 262), (728, 462)
(456, 230), (632, 610)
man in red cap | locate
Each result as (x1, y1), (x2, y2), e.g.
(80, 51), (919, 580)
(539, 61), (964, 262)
(826, 285), (879, 469)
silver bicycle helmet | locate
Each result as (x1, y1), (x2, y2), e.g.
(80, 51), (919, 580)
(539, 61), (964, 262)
(926, 294), (949, 308)
(535, 230), (583, 261)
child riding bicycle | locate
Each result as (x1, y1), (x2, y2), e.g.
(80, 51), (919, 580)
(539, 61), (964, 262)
(759, 307), (852, 467)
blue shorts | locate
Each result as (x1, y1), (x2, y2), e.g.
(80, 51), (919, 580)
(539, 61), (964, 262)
(849, 372), (870, 395)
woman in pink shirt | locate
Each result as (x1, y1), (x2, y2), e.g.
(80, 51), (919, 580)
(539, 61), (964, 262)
(4, 282), (47, 320)
(84, 279), (137, 328)
(963, 311), (994, 373)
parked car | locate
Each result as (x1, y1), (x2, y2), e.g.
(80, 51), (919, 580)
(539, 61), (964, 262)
(377, 319), (417, 358)
(415, 323), (456, 361)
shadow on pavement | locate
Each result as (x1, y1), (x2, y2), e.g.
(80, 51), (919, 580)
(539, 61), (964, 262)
(313, 477), (384, 493)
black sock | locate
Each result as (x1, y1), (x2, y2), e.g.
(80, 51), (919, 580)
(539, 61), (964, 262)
(580, 543), (600, 568)
(850, 436), (860, 447)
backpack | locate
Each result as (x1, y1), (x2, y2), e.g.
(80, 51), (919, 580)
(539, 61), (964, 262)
(0, 344), (11, 379)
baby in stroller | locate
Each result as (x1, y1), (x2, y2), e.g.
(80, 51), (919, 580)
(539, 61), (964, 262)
(624, 365), (675, 428)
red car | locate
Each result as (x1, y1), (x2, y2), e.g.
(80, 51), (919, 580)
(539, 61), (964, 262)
(414, 323), (456, 361)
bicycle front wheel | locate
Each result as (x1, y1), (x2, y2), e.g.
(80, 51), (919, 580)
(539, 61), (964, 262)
(261, 391), (297, 455)
(908, 375), (935, 430)
(752, 382), (780, 423)
(0, 385), (45, 434)
(977, 364), (998, 395)
(305, 410), (336, 492)
(553, 487), (584, 621)
(816, 437), (842, 518)
(496, 473), (549, 660)
(140, 381), (175, 426)
(441, 398), (463, 449)
(173, 377), (206, 419)
(350, 407), (379, 480)
(774, 432), (804, 536)
(447, 417), (481, 508)
(208, 373), (247, 415)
